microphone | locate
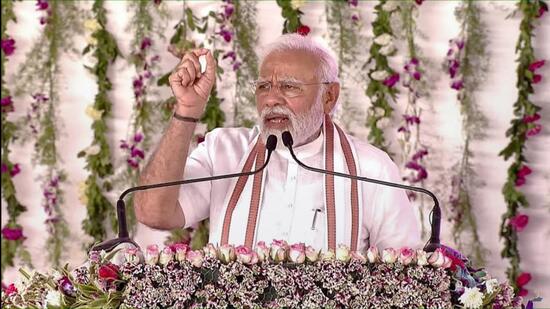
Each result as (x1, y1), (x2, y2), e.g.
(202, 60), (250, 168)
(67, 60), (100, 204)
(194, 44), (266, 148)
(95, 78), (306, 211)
(281, 131), (441, 252)
(91, 135), (278, 252)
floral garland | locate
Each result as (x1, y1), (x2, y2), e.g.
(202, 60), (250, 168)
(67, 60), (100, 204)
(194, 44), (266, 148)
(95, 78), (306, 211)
(498, 0), (547, 296)
(117, 0), (168, 235)
(229, 0), (259, 127)
(365, 0), (400, 152)
(394, 0), (431, 239)
(443, 0), (489, 266)
(13, 0), (83, 267)
(77, 0), (121, 247)
(276, 0), (311, 35)
(1, 0), (32, 276)
(1, 243), (523, 308)
(325, 0), (363, 132)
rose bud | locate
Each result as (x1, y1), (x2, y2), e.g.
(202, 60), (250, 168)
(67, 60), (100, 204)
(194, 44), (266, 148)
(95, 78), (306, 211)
(350, 251), (367, 263)
(172, 243), (190, 262)
(88, 250), (101, 264)
(186, 250), (204, 268)
(145, 244), (159, 265)
(321, 249), (336, 261)
(366, 246), (380, 263)
(58, 276), (76, 297)
(219, 244), (236, 264)
(428, 248), (446, 268)
(336, 244), (351, 262)
(305, 246), (320, 262)
(159, 246), (175, 265)
(256, 241), (270, 262)
(398, 247), (416, 265)
(124, 247), (143, 265)
(236, 245), (254, 264)
(203, 243), (217, 259)
(289, 243), (306, 264)
(98, 263), (119, 282)
(270, 239), (289, 262)
(416, 249), (428, 266)
(382, 248), (398, 264)
(441, 255), (452, 269)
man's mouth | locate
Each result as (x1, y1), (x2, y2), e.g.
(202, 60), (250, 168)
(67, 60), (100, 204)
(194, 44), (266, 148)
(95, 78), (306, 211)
(264, 114), (290, 125)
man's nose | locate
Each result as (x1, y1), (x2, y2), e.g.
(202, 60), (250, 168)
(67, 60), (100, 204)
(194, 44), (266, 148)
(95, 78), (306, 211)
(263, 87), (286, 107)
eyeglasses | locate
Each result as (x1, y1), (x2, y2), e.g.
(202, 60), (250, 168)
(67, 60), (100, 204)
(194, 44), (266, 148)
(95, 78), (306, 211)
(251, 80), (331, 98)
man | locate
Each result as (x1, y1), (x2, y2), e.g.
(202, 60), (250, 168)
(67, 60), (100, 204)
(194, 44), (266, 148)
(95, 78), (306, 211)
(134, 34), (421, 252)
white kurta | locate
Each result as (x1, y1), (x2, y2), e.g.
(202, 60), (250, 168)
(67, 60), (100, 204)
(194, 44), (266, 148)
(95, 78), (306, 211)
(178, 126), (422, 251)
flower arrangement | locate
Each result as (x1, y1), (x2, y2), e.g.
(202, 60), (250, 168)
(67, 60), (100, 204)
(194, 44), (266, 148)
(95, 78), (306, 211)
(1, 241), (521, 309)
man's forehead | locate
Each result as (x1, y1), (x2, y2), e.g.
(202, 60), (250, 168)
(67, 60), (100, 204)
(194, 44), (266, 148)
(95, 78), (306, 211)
(259, 50), (320, 79)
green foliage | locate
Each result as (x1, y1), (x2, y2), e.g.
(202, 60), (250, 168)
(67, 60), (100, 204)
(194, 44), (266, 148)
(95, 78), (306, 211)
(364, 0), (399, 152)
(276, 0), (305, 33)
(498, 0), (546, 290)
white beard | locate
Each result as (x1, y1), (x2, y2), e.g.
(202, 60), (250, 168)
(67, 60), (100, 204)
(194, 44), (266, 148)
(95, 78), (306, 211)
(258, 97), (324, 149)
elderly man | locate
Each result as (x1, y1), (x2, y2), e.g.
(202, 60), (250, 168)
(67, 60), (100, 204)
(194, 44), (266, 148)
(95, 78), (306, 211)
(134, 34), (421, 252)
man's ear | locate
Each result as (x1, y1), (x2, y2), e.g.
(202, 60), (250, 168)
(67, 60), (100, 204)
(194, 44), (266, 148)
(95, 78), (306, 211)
(323, 82), (340, 114)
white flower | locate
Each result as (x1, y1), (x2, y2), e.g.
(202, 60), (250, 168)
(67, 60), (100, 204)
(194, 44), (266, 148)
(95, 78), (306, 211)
(371, 70), (389, 81)
(85, 105), (103, 121)
(485, 278), (499, 294)
(84, 19), (101, 32)
(86, 36), (98, 46)
(290, 0), (306, 9)
(45, 290), (62, 307)
(379, 43), (395, 56)
(377, 118), (390, 129)
(458, 287), (484, 309)
(416, 249), (428, 266)
(85, 144), (101, 156)
(373, 106), (386, 118)
(374, 33), (393, 46)
(382, 1), (399, 12)
(335, 244), (351, 262)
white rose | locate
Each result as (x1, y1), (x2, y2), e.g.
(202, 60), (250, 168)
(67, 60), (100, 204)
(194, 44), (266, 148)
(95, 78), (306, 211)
(377, 118), (390, 129)
(84, 19), (101, 32)
(379, 43), (395, 56)
(458, 287), (484, 309)
(85, 144), (101, 156)
(382, 1), (399, 12)
(485, 278), (499, 294)
(45, 290), (62, 307)
(374, 33), (393, 46)
(371, 70), (389, 81)
(335, 245), (351, 262)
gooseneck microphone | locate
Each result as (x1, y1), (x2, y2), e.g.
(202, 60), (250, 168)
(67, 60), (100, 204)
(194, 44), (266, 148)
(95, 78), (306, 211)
(281, 131), (441, 252)
(92, 135), (278, 252)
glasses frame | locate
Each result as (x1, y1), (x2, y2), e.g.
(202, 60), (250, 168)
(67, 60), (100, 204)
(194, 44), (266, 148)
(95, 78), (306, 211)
(251, 80), (332, 98)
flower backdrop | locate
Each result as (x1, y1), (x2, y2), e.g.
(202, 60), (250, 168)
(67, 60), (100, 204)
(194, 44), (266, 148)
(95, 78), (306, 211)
(1, 0), (549, 306)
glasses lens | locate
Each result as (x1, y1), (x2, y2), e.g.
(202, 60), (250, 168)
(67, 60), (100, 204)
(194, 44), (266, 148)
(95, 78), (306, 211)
(280, 82), (303, 97)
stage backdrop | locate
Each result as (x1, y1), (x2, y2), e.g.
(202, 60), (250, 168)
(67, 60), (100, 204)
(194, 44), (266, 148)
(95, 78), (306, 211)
(1, 0), (549, 304)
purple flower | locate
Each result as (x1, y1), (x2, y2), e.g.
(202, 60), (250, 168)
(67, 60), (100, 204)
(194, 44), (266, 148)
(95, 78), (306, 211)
(120, 140), (129, 149)
(403, 115), (420, 125)
(1, 163), (8, 174)
(1, 38), (16, 56)
(1, 96), (14, 113)
(405, 161), (428, 182)
(222, 51), (236, 62)
(448, 60), (460, 78)
(153, 0), (162, 5)
(150, 55), (160, 62)
(133, 133), (143, 143)
(528, 60), (545, 72)
(455, 40), (465, 50)
(140, 37), (152, 50)
(348, 0), (358, 7)
(351, 14), (359, 22)
(412, 71), (421, 80)
(526, 124), (542, 137)
(451, 80), (464, 90)
(130, 147), (145, 159)
(522, 113), (541, 124)
(532, 74), (542, 84)
(223, 4), (234, 18)
(411, 149), (428, 161)
(40, 16), (49, 25)
(383, 73), (400, 87)
(397, 126), (409, 133)
(32, 93), (49, 103)
(36, 0), (49, 11)
(218, 29), (232, 43)
(58, 276), (76, 296)
(127, 159), (139, 169)
(232, 61), (241, 71)
(1, 227), (24, 241)
(10, 164), (21, 177)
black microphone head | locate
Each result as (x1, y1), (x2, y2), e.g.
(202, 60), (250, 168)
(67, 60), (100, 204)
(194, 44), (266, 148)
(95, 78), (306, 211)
(282, 131), (293, 148)
(266, 135), (277, 151)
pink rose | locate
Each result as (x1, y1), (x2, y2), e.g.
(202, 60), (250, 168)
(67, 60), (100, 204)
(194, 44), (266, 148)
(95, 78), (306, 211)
(159, 246), (174, 265)
(336, 244), (351, 262)
(305, 245), (320, 262)
(270, 240), (289, 262)
(366, 246), (380, 263)
(236, 245), (254, 264)
(289, 243), (306, 263)
(172, 243), (190, 262)
(219, 244), (236, 264)
(428, 248), (446, 268)
(203, 243), (217, 259)
(528, 60), (545, 72)
(382, 248), (398, 264)
(296, 25), (311, 36)
(124, 247), (143, 265)
(398, 247), (416, 265)
(145, 244), (159, 265)
(350, 251), (367, 263)
(186, 250), (204, 268)
(255, 241), (270, 262)
(516, 272), (532, 287)
(98, 263), (119, 282)
(4, 283), (17, 296)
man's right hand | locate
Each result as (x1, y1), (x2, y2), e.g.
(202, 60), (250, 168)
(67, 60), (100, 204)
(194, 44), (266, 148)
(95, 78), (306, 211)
(168, 48), (217, 118)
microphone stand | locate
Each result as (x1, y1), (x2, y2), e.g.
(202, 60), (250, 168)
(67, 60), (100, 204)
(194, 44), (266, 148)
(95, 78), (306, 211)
(91, 135), (278, 252)
(281, 131), (441, 252)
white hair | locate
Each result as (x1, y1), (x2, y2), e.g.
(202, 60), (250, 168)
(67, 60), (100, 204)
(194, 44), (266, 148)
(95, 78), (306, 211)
(258, 34), (340, 83)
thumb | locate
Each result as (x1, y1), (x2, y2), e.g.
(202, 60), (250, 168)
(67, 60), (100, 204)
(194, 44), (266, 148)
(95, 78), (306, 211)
(204, 50), (216, 77)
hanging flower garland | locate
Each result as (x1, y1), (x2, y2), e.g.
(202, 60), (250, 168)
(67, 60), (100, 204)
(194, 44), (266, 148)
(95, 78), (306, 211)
(364, 0), (400, 152)
(394, 0), (431, 239)
(443, 0), (489, 266)
(498, 0), (547, 296)
(77, 0), (121, 247)
(276, 0), (311, 35)
(228, 0), (259, 127)
(13, 0), (84, 267)
(117, 0), (168, 235)
(1, 0), (33, 276)
(325, 0), (363, 132)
